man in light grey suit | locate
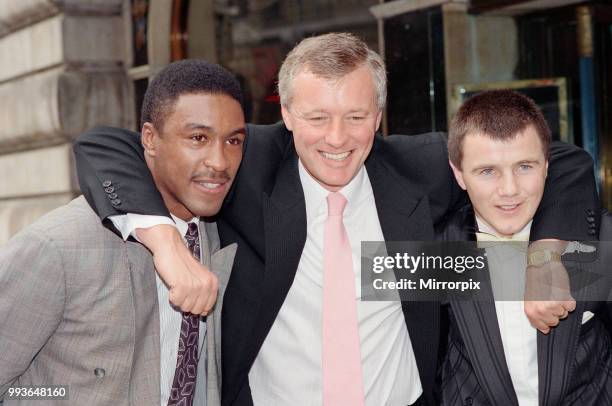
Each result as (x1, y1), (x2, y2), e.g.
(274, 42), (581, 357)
(0, 60), (245, 405)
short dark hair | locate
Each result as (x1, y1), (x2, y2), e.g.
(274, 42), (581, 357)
(141, 59), (243, 130)
(448, 89), (551, 168)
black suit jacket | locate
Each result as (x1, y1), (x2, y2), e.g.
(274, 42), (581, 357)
(73, 122), (600, 406)
(438, 206), (612, 406)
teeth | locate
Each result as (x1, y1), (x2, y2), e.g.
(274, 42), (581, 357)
(198, 182), (222, 190)
(321, 151), (350, 161)
(499, 205), (518, 210)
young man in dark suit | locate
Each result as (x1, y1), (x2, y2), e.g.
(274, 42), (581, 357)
(73, 34), (599, 405)
(440, 90), (612, 406)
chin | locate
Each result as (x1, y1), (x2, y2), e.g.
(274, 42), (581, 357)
(496, 223), (525, 236)
(192, 205), (222, 218)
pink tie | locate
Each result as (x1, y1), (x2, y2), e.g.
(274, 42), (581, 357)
(322, 192), (365, 406)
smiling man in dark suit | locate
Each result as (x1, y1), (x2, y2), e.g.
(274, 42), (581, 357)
(73, 33), (599, 405)
(439, 90), (612, 406)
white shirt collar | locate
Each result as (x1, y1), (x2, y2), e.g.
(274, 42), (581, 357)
(475, 215), (531, 240)
(170, 214), (199, 238)
(298, 160), (371, 219)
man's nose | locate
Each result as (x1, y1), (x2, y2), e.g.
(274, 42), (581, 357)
(203, 141), (229, 172)
(498, 172), (519, 196)
(324, 119), (348, 148)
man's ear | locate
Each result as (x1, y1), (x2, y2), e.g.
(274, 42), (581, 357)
(141, 122), (158, 157)
(375, 110), (383, 132)
(449, 159), (467, 190)
(281, 105), (293, 131)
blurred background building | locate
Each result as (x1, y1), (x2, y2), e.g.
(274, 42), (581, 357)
(0, 0), (611, 244)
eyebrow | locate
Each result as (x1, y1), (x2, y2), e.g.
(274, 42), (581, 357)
(470, 164), (497, 173)
(470, 159), (543, 172)
(301, 109), (328, 115)
(184, 123), (212, 131)
(183, 123), (246, 136)
(225, 126), (247, 137)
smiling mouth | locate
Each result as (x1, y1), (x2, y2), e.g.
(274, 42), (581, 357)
(193, 180), (228, 193)
(320, 150), (352, 161)
(496, 203), (521, 211)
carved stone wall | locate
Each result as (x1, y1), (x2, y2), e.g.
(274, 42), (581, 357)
(0, 0), (129, 244)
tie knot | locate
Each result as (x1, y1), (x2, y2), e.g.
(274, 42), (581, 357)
(186, 222), (199, 238)
(185, 222), (201, 261)
(327, 192), (347, 217)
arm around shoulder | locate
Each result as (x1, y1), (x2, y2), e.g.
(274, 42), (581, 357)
(532, 142), (600, 241)
(73, 126), (170, 221)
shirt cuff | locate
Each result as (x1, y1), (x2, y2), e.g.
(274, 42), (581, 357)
(108, 214), (176, 242)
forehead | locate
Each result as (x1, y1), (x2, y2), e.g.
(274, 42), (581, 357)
(164, 93), (244, 126)
(290, 66), (377, 111)
(461, 127), (545, 166)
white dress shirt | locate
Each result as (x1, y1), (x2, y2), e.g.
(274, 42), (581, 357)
(248, 162), (422, 406)
(110, 214), (207, 406)
(476, 218), (538, 406)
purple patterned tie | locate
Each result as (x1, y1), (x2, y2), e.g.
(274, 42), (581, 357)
(168, 223), (201, 406)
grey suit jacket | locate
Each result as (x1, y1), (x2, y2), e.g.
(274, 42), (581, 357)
(0, 197), (235, 406)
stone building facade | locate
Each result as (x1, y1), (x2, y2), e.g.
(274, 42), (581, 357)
(0, 0), (130, 243)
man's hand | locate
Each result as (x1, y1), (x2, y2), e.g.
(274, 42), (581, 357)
(524, 263), (576, 334)
(524, 240), (575, 334)
(137, 224), (218, 315)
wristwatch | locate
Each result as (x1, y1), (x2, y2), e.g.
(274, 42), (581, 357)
(527, 250), (562, 267)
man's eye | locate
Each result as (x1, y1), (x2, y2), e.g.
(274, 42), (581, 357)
(480, 168), (494, 175)
(348, 116), (365, 121)
(191, 135), (206, 142)
(308, 116), (326, 122)
(227, 137), (244, 146)
(519, 164), (533, 171)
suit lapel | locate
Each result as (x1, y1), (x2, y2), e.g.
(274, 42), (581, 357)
(537, 274), (586, 406)
(202, 221), (236, 293)
(247, 148), (307, 369)
(365, 151), (442, 400)
(450, 291), (520, 405)
(195, 221), (237, 406)
(367, 154), (433, 242)
(448, 211), (519, 405)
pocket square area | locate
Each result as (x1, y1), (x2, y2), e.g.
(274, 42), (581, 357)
(582, 311), (595, 324)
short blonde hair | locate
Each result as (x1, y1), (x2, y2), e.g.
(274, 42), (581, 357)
(277, 32), (387, 110)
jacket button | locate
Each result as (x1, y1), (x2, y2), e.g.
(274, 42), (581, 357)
(464, 398), (473, 405)
(108, 193), (118, 199)
(586, 208), (595, 216)
(104, 186), (114, 193)
(102, 180), (112, 188)
(111, 198), (121, 206)
(94, 368), (105, 377)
